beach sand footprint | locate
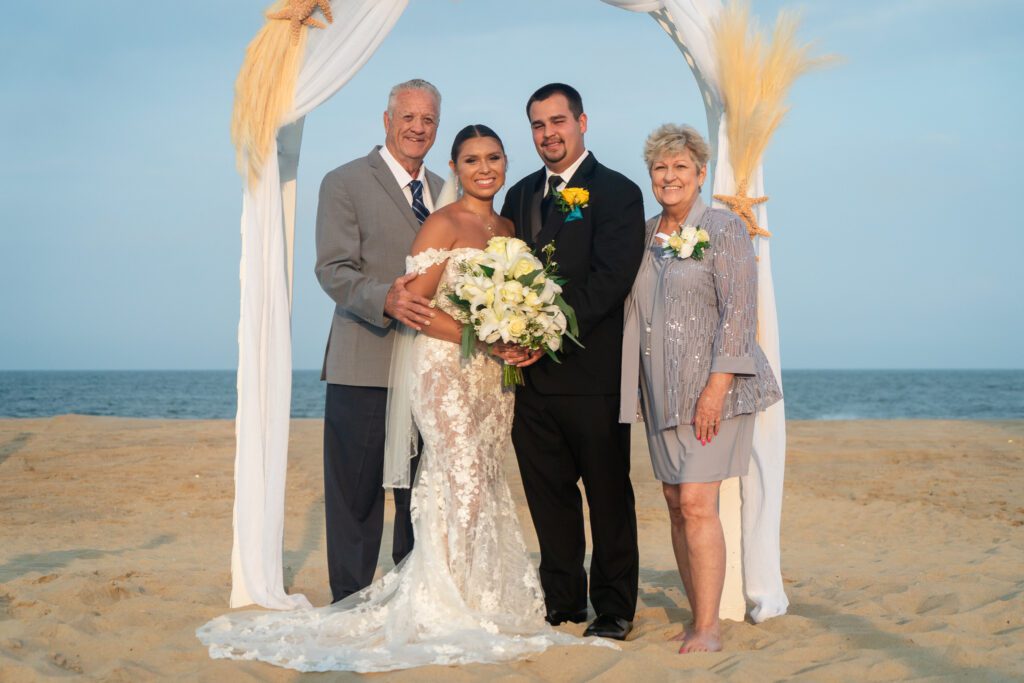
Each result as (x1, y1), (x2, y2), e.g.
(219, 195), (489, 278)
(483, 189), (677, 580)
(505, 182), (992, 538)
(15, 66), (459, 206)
(915, 592), (959, 616)
(77, 580), (140, 607)
(50, 652), (84, 674)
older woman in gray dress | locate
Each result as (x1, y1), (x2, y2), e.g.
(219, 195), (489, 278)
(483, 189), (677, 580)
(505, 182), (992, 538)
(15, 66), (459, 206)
(620, 124), (781, 653)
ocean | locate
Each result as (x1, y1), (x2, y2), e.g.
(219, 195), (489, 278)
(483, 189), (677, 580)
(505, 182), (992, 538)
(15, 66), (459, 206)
(0, 370), (1021, 421)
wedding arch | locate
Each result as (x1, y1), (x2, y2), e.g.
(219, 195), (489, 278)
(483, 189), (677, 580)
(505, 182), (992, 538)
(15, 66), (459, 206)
(229, 0), (807, 624)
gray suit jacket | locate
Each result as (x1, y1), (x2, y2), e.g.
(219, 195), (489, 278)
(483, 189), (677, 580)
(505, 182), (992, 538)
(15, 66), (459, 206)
(315, 146), (444, 386)
(620, 197), (782, 430)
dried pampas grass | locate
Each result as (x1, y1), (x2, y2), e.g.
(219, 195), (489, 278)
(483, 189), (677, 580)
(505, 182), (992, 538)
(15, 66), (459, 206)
(231, 1), (308, 186)
(712, 0), (833, 235)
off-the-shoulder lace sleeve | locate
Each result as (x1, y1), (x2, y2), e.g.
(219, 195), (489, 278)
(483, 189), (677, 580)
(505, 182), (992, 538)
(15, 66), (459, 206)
(405, 248), (452, 275)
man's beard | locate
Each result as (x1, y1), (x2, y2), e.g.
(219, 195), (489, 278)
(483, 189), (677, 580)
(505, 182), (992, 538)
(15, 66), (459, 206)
(541, 141), (566, 165)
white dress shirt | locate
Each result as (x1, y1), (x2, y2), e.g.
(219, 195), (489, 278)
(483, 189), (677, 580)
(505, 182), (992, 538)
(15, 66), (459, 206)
(379, 145), (435, 212)
(544, 149), (590, 196)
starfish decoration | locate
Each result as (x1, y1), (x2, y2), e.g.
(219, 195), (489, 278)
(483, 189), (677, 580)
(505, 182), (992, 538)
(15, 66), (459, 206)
(713, 188), (771, 239)
(267, 0), (334, 44)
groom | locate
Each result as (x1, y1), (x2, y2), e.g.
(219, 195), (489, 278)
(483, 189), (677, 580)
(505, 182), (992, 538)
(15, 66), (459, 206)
(501, 83), (645, 639)
(314, 79), (443, 603)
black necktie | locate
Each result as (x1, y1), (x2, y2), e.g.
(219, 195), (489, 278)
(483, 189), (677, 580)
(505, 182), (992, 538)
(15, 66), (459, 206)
(409, 179), (429, 225)
(541, 175), (563, 218)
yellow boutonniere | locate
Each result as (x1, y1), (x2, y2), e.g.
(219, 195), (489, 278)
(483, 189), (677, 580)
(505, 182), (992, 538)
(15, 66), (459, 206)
(555, 187), (589, 222)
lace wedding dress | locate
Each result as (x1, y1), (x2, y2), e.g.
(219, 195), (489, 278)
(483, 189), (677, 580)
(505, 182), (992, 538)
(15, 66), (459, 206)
(197, 248), (608, 673)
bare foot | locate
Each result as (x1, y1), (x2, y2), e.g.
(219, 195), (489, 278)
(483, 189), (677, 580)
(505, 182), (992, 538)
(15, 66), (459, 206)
(679, 628), (722, 654)
(669, 622), (695, 641)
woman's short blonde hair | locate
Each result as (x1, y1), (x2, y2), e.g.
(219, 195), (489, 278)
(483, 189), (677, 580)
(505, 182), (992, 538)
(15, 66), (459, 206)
(643, 123), (710, 171)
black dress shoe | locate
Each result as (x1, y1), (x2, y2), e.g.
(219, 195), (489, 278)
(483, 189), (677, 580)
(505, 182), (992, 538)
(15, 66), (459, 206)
(583, 614), (633, 640)
(545, 608), (588, 626)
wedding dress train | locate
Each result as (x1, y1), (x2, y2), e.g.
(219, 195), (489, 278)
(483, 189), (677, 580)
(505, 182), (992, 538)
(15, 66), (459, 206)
(197, 248), (609, 672)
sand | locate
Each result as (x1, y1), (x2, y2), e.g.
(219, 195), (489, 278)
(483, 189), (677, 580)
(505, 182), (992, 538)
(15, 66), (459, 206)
(1, 416), (1021, 681)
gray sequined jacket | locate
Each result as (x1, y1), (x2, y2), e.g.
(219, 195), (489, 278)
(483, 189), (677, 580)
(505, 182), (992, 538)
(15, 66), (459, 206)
(620, 197), (782, 430)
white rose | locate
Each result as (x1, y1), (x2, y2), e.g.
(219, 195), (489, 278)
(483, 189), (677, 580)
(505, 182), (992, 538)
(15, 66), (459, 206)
(498, 280), (524, 304)
(509, 253), (541, 279)
(506, 315), (528, 340)
(680, 226), (698, 244)
(676, 242), (695, 259)
(485, 236), (509, 256)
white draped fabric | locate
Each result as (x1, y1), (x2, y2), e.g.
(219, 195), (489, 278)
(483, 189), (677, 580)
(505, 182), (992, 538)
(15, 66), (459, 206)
(604, 0), (789, 622)
(231, 0), (408, 609)
(233, 0), (787, 624)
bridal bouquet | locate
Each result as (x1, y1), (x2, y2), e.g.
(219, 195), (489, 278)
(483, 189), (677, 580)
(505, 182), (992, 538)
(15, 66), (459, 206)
(445, 237), (581, 386)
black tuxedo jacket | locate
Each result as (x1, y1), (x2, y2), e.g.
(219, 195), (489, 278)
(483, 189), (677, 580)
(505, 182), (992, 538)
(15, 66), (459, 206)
(501, 153), (645, 395)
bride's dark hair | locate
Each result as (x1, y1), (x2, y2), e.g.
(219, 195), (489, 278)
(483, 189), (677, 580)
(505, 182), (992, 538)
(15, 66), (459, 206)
(450, 124), (505, 162)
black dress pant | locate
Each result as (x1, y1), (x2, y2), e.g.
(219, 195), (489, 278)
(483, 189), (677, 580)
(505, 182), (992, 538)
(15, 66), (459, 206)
(324, 383), (416, 602)
(512, 384), (639, 621)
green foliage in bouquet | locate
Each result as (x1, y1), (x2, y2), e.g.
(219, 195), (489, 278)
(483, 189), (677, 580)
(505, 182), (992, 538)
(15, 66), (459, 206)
(443, 238), (583, 387)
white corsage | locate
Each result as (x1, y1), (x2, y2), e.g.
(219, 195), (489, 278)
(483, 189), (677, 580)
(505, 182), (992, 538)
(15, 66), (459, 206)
(655, 225), (711, 260)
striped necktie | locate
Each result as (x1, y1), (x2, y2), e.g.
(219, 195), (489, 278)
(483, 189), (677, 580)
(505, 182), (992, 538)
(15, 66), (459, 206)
(409, 179), (429, 225)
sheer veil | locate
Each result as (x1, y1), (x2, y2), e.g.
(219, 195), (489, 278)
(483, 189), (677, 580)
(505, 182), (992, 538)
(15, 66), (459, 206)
(383, 170), (459, 488)
(433, 168), (460, 209)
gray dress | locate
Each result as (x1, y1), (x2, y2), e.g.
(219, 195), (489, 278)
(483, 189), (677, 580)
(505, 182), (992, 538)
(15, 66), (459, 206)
(620, 197), (782, 484)
(635, 230), (755, 483)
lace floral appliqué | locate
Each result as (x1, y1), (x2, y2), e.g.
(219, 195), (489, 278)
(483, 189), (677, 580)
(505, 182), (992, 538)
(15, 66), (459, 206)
(197, 248), (613, 672)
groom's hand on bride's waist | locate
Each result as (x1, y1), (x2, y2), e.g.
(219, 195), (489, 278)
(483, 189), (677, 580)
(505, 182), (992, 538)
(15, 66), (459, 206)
(385, 272), (435, 331)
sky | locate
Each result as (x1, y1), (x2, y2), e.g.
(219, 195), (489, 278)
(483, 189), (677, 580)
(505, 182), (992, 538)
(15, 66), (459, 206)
(1, 0), (1021, 370)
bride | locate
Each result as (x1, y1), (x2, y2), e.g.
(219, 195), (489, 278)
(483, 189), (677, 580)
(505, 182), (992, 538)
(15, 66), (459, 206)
(197, 125), (609, 672)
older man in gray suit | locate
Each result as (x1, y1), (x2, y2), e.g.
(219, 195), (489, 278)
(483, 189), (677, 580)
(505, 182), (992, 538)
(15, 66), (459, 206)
(314, 79), (444, 603)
